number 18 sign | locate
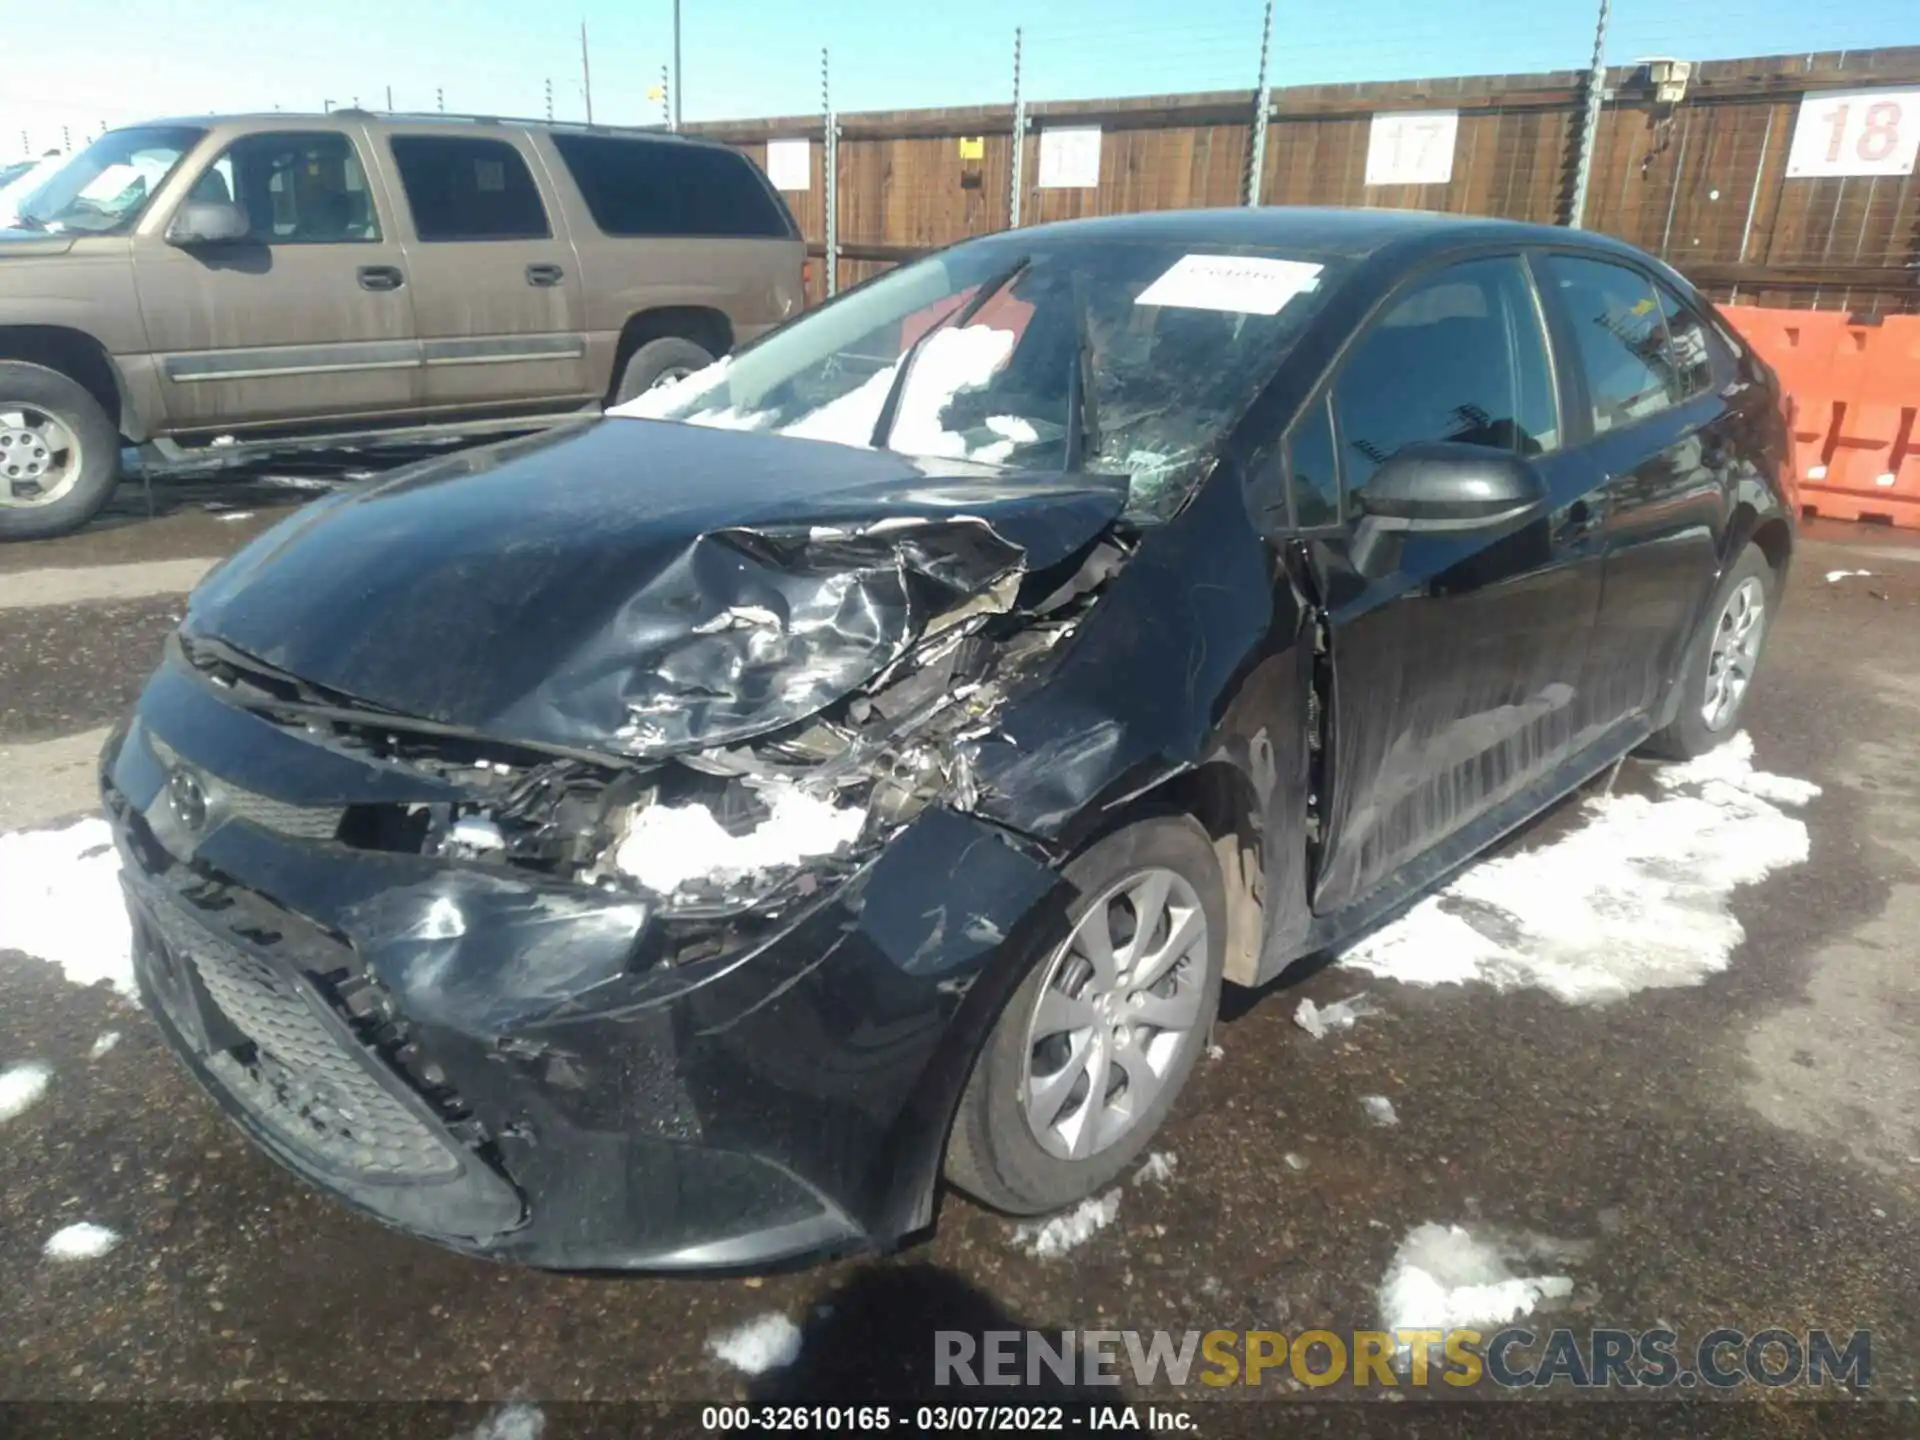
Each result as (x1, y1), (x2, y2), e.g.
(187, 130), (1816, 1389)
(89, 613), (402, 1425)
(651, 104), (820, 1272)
(1785, 88), (1920, 178)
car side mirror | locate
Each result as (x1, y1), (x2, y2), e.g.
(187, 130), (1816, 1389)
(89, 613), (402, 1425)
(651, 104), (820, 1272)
(166, 200), (249, 246)
(1351, 442), (1548, 576)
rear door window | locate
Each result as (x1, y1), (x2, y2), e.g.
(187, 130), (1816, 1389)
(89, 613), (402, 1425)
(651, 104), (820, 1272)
(549, 133), (794, 238)
(1541, 254), (1687, 433)
(1331, 254), (1560, 493)
(387, 136), (549, 242)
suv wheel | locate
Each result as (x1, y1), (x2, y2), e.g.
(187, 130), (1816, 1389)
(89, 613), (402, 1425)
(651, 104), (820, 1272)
(613, 337), (716, 405)
(0, 362), (122, 541)
(945, 815), (1225, 1215)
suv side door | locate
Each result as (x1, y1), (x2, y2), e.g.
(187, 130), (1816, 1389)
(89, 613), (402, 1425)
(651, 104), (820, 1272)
(381, 131), (592, 409)
(1534, 252), (1731, 727)
(1290, 252), (1611, 917)
(133, 124), (420, 434)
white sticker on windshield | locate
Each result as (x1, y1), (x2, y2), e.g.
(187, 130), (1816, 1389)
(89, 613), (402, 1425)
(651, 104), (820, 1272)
(1134, 254), (1323, 316)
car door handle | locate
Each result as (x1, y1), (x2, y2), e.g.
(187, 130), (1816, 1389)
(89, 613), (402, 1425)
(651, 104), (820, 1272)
(358, 265), (404, 292)
(526, 264), (564, 287)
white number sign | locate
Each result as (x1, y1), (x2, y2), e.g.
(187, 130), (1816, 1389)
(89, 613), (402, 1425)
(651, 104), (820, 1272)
(1038, 127), (1102, 189)
(764, 139), (811, 192)
(1786, 89), (1920, 178)
(1364, 111), (1459, 187)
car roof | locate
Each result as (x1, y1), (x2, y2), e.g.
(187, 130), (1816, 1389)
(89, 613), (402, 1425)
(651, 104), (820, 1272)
(982, 205), (1663, 270)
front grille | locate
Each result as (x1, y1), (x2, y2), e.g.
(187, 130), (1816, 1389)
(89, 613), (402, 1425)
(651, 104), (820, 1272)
(147, 731), (344, 842)
(220, 786), (346, 840)
(142, 896), (460, 1181)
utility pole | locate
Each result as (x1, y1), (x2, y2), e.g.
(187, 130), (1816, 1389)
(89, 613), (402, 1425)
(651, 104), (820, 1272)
(323, 98), (334, 113)
(1245, 0), (1273, 206)
(580, 20), (594, 124)
(385, 84), (393, 111)
(1569, 0), (1612, 229)
(672, 0), (683, 131)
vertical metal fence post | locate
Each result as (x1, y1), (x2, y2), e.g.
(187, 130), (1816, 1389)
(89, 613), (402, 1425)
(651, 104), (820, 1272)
(1246, 0), (1274, 206)
(1729, 107), (1776, 307)
(662, 67), (673, 130)
(1009, 28), (1026, 229)
(1658, 114), (1691, 259)
(823, 48), (838, 298)
(1569, 0), (1612, 229)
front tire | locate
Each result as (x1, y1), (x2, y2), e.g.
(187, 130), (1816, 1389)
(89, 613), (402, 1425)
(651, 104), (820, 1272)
(0, 361), (122, 541)
(945, 815), (1226, 1215)
(1643, 540), (1778, 760)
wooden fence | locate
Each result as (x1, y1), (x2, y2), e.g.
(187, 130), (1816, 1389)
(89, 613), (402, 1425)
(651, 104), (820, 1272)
(692, 46), (1920, 316)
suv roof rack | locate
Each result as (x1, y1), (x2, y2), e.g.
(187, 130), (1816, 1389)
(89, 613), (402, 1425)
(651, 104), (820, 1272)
(341, 109), (682, 139)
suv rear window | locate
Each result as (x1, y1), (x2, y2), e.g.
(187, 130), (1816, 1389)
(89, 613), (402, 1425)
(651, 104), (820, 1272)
(387, 136), (550, 242)
(550, 133), (794, 239)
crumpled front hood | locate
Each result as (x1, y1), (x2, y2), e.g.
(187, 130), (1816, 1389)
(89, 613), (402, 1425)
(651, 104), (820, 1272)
(186, 418), (1128, 758)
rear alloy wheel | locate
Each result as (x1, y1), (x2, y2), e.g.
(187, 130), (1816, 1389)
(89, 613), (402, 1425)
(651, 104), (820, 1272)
(0, 361), (122, 541)
(613, 337), (717, 405)
(1643, 540), (1778, 759)
(946, 815), (1225, 1215)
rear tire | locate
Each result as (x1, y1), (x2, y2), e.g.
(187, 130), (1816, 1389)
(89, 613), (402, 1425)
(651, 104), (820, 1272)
(0, 361), (121, 541)
(613, 337), (716, 405)
(945, 815), (1225, 1215)
(1643, 541), (1778, 760)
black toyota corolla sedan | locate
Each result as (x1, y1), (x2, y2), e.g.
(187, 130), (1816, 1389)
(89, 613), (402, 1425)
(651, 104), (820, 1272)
(100, 207), (1793, 1269)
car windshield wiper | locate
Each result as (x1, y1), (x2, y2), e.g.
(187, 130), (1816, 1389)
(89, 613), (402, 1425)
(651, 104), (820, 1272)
(1064, 273), (1100, 472)
(868, 255), (1031, 451)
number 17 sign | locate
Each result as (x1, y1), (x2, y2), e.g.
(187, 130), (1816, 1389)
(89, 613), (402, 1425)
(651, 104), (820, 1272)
(1785, 88), (1920, 178)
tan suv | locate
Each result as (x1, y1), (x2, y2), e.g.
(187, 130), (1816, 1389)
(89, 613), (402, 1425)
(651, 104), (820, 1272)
(0, 112), (806, 539)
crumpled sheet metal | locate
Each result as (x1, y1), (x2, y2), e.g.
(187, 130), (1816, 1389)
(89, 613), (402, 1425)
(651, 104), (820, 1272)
(593, 518), (1027, 756)
(958, 467), (1281, 844)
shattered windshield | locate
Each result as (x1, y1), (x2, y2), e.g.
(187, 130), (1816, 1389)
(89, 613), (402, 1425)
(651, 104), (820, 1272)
(616, 238), (1342, 522)
(11, 127), (203, 235)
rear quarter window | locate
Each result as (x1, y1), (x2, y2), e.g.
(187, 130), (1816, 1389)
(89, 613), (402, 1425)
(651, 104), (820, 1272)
(550, 134), (795, 239)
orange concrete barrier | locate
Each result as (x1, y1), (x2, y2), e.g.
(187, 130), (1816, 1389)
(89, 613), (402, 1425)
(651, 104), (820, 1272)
(1722, 305), (1920, 529)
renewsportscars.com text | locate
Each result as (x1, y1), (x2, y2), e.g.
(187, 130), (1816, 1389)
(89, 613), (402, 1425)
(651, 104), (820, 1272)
(934, 1327), (1872, 1390)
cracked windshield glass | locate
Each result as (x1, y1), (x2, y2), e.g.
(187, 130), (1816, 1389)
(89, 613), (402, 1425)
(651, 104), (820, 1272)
(619, 240), (1340, 522)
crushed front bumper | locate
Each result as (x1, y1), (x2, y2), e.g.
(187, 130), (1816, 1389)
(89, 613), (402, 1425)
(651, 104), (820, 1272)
(102, 652), (1065, 1270)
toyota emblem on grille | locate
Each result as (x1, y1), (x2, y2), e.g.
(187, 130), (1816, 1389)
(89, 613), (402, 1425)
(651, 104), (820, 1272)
(167, 769), (209, 833)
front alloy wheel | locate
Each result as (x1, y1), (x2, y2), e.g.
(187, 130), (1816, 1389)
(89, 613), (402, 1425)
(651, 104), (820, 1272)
(1021, 869), (1209, 1161)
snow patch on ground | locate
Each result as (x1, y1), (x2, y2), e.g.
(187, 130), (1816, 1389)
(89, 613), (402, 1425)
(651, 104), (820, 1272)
(0, 1062), (52, 1122)
(1013, 1190), (1121, 1260)
(1379, 1223), (1572, 1343)
(1362, 1095), (1400, 1127)
(89, 1032), (121, 1059)
(1294, 993), (1379, 1039)
(456, 1402), (546, 1440)
(0, 819), (134, 997)
(43, 1222), (121, 1261)
(1826, 569), (1873, 583)
(1338, 732), (1816, 1004)
(1134, 1152), (1177, 1186)
(706, 1313), (803, 1375)
(612, 779), (866, 894)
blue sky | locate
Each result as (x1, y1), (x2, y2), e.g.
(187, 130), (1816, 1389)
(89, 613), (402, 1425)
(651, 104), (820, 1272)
(6, 0), (1913, 152)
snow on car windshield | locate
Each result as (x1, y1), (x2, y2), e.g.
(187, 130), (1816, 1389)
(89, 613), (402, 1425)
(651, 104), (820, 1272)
(614, 241), (1342, 523)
